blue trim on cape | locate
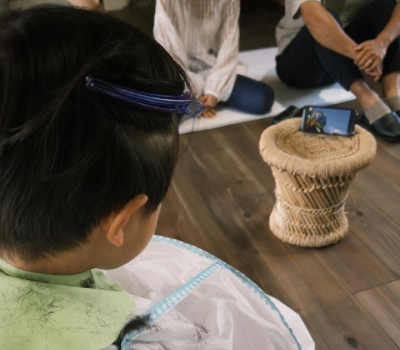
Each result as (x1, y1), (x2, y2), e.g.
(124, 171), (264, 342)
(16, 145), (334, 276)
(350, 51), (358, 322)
(122, 235), (302, 350)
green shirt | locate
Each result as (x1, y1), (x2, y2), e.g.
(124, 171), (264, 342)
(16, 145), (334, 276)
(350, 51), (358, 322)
(0, 259), (136, 350)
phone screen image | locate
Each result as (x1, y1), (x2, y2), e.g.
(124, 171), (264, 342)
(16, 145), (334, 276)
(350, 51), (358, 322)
(302, 107), (355, 136)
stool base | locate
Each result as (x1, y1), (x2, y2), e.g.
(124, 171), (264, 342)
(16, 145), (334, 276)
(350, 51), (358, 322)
(269, 210), (349, 247)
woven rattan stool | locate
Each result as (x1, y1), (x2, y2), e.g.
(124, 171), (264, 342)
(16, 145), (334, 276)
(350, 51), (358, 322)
(259, 118), (376, 247)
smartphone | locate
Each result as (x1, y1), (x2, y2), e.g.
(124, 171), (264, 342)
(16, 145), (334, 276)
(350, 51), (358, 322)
(301, 106), (357, 137)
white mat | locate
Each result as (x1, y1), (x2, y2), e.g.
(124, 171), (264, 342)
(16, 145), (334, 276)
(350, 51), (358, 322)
(179, 47), (355, 134)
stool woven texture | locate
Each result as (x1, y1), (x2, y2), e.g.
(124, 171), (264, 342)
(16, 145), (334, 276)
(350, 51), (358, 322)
(260, 118), (376, 247)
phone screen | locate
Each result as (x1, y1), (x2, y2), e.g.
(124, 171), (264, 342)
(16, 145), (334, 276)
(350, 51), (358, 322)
(301, 107), (356, 136)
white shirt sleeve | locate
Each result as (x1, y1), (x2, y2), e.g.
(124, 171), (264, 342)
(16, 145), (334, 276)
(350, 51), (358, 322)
(203, 0), (240, 102)
(288, 0), (321, 19)
(153, 0), (205, 95)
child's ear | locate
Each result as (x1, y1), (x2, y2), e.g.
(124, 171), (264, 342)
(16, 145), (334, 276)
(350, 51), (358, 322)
(101, 194), (148, 247)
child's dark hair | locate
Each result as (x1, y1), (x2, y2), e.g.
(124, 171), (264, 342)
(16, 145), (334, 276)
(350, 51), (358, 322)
(0, 5), (189, 261)
(113, 315), (152, 349)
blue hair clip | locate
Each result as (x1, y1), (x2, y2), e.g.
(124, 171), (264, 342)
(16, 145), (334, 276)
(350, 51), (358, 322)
(86, 77), (203, 118)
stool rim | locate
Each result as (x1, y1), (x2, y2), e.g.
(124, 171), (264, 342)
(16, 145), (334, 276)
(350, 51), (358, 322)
(259, 118), (377, 178)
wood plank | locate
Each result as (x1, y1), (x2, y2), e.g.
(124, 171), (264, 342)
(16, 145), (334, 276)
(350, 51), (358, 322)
(356, 280), (400, 348)
(157, 182), (207, 248)
(378, 138), (400, 163)
(351, 164), (400, 228)
(295, 311), (331, 350)
(370, 143), (400, 185)
(249, 218), (398, 350)
(345, 190), (400, 277)
(285, 243), (399, 350)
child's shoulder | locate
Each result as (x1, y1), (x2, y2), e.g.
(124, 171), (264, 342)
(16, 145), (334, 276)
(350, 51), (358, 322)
(0, 264), (134, 350)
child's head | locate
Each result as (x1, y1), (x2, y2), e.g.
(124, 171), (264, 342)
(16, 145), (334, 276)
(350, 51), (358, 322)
(0, 5), (188, 271)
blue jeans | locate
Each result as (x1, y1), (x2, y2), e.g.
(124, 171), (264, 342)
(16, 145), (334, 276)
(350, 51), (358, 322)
(223, 74), (274, 114)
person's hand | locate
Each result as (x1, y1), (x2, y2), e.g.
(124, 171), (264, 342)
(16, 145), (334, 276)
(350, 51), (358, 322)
(198, 94), (218, 119)
(354, 40), (387, 71)
(365, 62), (383, 82)
(67, 0), (104, 11)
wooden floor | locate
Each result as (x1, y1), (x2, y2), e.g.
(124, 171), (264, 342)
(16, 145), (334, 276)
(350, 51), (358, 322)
(111, 2), (400, 349)
(157, 116), (400, 350)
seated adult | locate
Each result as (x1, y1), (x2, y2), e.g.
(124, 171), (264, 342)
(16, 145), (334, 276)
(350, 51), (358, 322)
(276, 0), (400, 141)
(154, 0), (275, 118)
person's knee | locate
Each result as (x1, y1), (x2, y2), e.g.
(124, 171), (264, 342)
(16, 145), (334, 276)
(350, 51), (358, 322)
(249, 83), (274, 115)
(276, 59), (317, 89)
(276, 59), (299, 88)
(369, 0), (397, 12)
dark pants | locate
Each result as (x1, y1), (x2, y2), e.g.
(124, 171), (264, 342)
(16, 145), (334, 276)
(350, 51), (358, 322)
(223, 74), (275, 114)
(276, 0), (400, 90)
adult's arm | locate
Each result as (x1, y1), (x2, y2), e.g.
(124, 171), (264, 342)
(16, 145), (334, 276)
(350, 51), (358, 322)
(355, 2), (400, 70)
(300, 1), (357, 59)
(378, 2), (400, 47)
(153, 0), (204, 95)
(203, 0), (240, 102)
